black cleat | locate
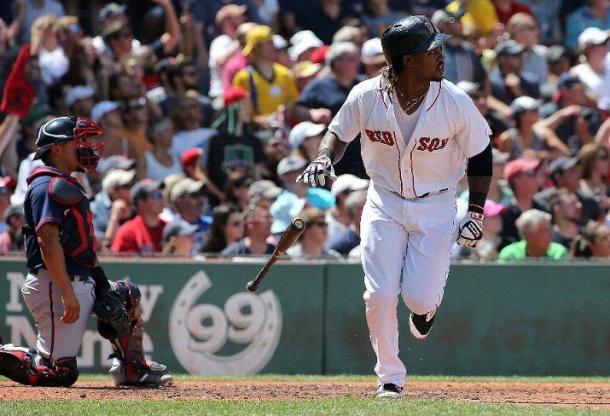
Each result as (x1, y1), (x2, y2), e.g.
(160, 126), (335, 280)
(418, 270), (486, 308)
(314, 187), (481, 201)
(373, 383), (403, 398)
(409, 311), (436, 340)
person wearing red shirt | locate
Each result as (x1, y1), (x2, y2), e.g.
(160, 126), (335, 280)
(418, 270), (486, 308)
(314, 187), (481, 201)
(111, 179), (166, 254)
(492, 0), (534, 25)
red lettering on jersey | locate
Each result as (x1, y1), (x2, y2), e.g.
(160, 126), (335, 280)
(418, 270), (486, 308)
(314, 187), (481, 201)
(428, 138), (440, 151)
(381, 131), (394, 146)
(416, 137), (430, 151)
(365, 129), (377, 142)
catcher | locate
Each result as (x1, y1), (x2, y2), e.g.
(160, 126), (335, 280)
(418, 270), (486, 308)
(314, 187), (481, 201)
(0, 116), (172, 387)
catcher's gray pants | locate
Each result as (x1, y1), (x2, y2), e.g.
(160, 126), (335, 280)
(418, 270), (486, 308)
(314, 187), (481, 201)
(22, 268), (96, 359)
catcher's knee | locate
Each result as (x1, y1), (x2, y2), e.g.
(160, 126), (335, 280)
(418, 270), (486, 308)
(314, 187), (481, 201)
(94, 280), (141, 340)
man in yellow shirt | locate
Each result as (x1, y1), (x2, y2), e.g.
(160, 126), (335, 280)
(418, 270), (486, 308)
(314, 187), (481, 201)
(233, 25), (299, 119)
(446, 0), (499, 35)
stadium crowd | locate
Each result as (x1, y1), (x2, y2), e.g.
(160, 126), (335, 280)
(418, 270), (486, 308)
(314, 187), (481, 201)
(1, 0), (610, 261)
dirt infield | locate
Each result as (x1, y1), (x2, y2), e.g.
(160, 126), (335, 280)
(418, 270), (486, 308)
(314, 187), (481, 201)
(1, 379), (609, 409)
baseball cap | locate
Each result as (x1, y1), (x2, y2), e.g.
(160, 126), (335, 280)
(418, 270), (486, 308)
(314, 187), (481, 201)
(91, 101), (120, 123)
(310, 45), (330, 64)
(495, 39), (525, 56)
(97, 155), (137, 176)
(289, 30), (324, 61)
(243, 25), (273, 56)
(381, 15), (451, 58)
(293, 61), (321, 79)
(273, 34), (288, 50)
(0, 176), (17, 194)
(547, 45), (569, 64)
(557, 73), (583, 90)
(170, 178), (206, 202)
(330, 174), (369, 196)
(224, 86), (248, 107)
(510, 96), (539, 116)
(163, 220), (198, 242)
(215, 4), (247, 28)
(65, 85), (94, 108)
(456, 80), (480, 96)
(99, 3), (126, 22)
(288, 122), (326, 150)
(277, 156), (308, 176)
(578, 27), (609, 52)
(248, 180), (282, 200)
(483, 200), (506, 217)
(180, 148), (202, 169)
(130, 179), (163, 205)
(4, 204), (23, 225)
(503, 158), (540, 181)
(102, 169), (136, 193)
(549, 157), (579, 178)
(361, 37), (386, 66)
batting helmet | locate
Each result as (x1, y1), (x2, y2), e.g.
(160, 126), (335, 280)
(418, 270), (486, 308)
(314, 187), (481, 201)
(381, 15), (451, 63)
(34, 116), (103, 170)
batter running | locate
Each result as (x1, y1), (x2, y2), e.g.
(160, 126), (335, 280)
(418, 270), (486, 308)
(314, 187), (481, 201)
(298, 16), (492, 398)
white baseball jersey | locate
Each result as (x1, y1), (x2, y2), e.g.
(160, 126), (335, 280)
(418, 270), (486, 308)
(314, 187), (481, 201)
(329, 76), (491, 198)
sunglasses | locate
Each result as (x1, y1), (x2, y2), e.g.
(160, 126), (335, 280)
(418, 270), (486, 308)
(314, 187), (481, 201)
(228, 220), (243, 227)
(309, 220), (328, 227)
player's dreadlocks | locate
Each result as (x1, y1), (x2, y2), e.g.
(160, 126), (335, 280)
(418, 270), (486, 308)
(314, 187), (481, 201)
(380, 55), (405, 104)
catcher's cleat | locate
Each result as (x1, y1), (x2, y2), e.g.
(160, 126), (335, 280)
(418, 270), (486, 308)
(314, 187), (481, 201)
(109, 357), (173, 387)
(409, 311), (436, 340)
(373, 383), (403, 398)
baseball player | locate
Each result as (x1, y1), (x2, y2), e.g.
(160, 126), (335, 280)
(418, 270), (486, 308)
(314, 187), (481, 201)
(298, 16), (492, 398)
(0, 117), (172, 387)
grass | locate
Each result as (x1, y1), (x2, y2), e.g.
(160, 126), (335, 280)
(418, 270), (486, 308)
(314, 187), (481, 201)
(1, 375), (608, 416)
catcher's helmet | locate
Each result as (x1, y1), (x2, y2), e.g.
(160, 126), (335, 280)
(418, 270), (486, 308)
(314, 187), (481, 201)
(34, 116), (103, 170)
(381, 15), (451, 62)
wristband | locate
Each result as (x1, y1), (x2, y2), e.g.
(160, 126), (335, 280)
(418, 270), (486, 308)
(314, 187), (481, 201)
(468, 192), (487, 214)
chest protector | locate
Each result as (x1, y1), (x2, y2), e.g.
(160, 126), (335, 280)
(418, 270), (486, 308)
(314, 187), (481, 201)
(27, 167), (97, 267)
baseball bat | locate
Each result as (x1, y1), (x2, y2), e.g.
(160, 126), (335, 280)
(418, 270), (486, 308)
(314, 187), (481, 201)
(246, 217), (306, 293)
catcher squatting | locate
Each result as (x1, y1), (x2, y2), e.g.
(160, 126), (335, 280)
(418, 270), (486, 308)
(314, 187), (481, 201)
(298, 15), (492, 398)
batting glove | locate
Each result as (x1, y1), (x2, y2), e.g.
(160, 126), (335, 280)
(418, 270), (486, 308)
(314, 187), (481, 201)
(456, 211), (485, 248)
(296, 155), (336, 187)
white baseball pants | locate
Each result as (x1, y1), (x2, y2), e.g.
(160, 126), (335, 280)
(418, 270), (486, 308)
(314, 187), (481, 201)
(22, 268), (96, 360)
(361, 183), (456, 387)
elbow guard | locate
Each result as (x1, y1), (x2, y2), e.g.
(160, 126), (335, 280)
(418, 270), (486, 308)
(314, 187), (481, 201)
(466, 144), (492, 177)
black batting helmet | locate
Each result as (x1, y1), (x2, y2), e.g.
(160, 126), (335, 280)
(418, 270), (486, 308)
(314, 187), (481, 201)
(34, 116), (103, 170)
(381, 15), (451, 63)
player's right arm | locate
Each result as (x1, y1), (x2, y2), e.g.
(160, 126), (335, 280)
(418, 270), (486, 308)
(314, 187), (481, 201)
(37, 223), (80, 324)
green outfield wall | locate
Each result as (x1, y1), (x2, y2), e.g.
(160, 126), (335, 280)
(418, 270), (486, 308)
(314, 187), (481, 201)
(0, 259), (608, 376)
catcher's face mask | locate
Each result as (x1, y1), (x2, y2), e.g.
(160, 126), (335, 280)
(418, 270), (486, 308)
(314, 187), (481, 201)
(73, 117), (104, 171)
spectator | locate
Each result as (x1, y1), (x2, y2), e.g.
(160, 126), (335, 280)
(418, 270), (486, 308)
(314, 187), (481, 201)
(108, 71), (137, 103)
(570, 221), (610, 258)
(498, 209), (567, 261)
(202, 204), (244, 254)
(288, 121), (326, 162)
(361, 37), (386, 79)
(64, 85), (95, 118)
(520, 0), (562, 44)
(221, 204), (275, 256)
(139, 118), (182, 182)
(288, 30), (324, 64)
(92, 101), (127, 158)
(490, 39), (540, 105)
(30, 15), (68, 86)
(121, 96), (153, 159)
(491, 0), (534, 25)
(431, 10), (487, 85)
(91, 168), (135, 244)
(538, 74), (601, 154)
(207, 86), (265, 190)
(500, 158), (542, 247)
(168, 177), (211, 251)
(233, 25), (299, 121)
(292, 41), (365, 177)
(293, 61), (322, 91)
(362, 0), (408, 37)
(565, 0), (610, 50)
(287, 207), (342, 259)
(0, 176), (14, 233)
(507, 13), (548, 84)
(326, 174), (369, 244)
(247, 179), (282, 209)
(456, 81), (510, 143)
(0, 204), (24, 253)
(545, 46), (572, 90)
(260, 135), (290, 186)
(270, 155), (335, 235)
(570, 28), (610, 110)
(578, 143), (610, 200)
(169, 91), (216, 160)
(111, 179), (166, 255)
(534, 157), (602, 225)
(14, 0), (65, 44)
(208, 4), (247, 99)
(446, 0), (500, 36)
(549, 188), (582, 248)
(497, 96), (569, 161)
(282, 0), (355, 44)
(92, 3), (140, 57)
(224, 171), (254, 211)
(222, 22), (257, 93)
(161, 220), (198, 256)
(328, 189), (366, 257)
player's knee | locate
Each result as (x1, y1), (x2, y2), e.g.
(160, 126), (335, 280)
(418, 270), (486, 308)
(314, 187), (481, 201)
(56, 357), (79, 387)
(363, 288), (399, 308)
